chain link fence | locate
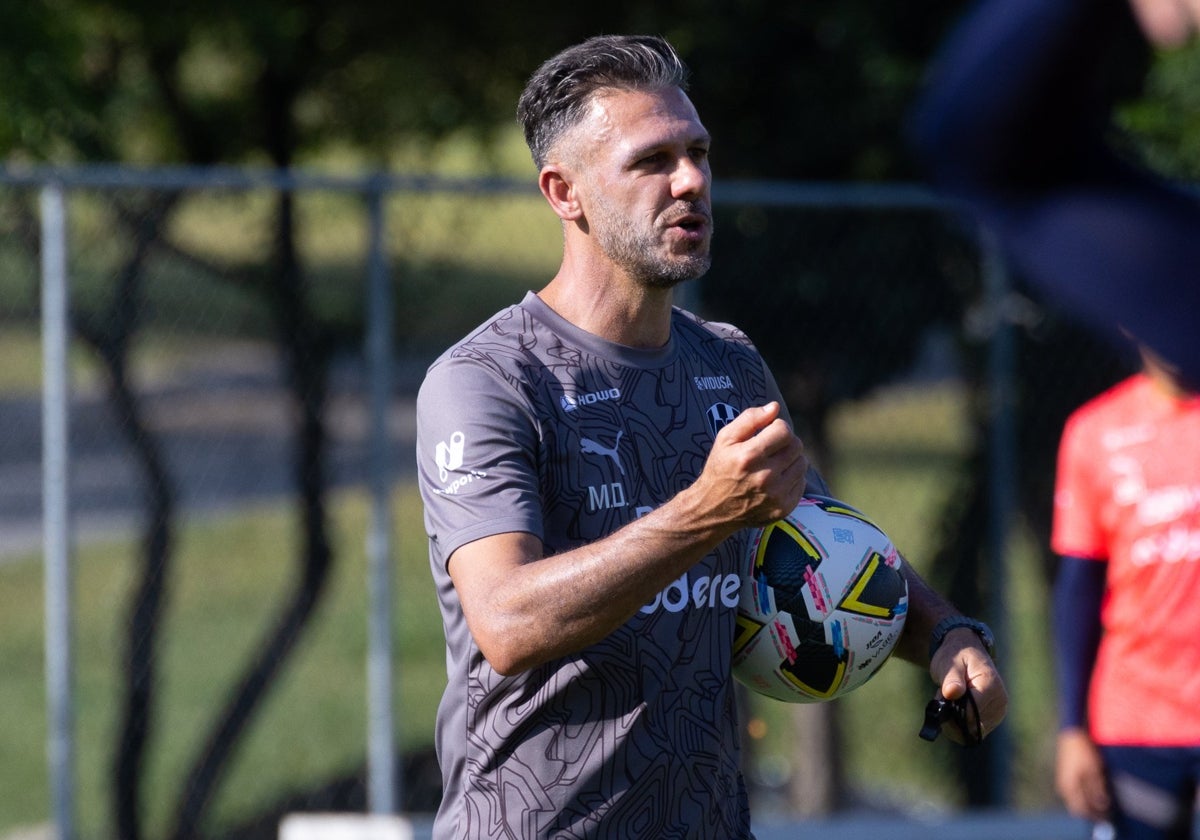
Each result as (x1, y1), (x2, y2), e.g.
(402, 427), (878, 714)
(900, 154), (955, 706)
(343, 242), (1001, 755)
(0, 167), (1135, 840)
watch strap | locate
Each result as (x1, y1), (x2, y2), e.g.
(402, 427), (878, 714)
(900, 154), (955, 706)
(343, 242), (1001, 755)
(929, 616), (995, 662)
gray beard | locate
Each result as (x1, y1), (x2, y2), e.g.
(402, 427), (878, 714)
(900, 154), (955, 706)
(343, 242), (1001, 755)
(593, 207), (713, 289)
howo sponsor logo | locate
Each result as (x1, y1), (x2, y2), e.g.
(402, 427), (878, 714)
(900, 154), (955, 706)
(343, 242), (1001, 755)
(640, 571), (740, 614)
(561, 387), (621, 413)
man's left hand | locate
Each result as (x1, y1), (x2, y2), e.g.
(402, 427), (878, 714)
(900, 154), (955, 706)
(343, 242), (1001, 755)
(929, 627), (1008, 745)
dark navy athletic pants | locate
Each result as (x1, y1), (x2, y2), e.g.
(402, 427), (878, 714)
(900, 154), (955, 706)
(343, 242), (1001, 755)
(1099, 746), (1200, 839)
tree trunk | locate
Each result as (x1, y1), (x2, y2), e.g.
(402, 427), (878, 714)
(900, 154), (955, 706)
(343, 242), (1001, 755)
(71, 196), (178, 840)
(168, 186), (334, 840)
(787, 704), (844, 815)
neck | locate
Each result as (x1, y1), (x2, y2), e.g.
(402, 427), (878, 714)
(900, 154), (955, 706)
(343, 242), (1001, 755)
(1146, 367), (1195, 401)
(1141, 348), (1195, 400)
(538, 264), (677, 349)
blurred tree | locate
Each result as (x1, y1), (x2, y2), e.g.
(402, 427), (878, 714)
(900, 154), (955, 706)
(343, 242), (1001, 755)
(3, 0), (1197, 175)
(1119, 43), (1200, 178)
(0, 0), (1003, 178)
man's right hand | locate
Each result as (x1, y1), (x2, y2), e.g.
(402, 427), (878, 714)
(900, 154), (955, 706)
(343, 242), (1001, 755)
(690, 401), (809, 528)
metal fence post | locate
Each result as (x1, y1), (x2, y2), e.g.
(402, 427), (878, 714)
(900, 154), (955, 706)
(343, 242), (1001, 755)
(364, 178), (398, 814)
(41, 182), (75, 840)
(982, 227), (1014, 806)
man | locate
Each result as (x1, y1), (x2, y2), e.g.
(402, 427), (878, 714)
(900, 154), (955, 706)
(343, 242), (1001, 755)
(417, 35), (1006, 838)
(1051, 345), (1200, 839)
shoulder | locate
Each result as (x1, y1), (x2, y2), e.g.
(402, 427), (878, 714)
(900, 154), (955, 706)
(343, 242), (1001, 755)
(1059, 375), (1154, 464)
(671, 307), (757, 351)
(435, 302), (535, 364)
(1065, 374), (1149, 433)
(419, 302), (540, 404)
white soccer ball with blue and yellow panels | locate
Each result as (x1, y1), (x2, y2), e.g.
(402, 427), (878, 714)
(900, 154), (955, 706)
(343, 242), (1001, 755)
(732, 495), (909, 703)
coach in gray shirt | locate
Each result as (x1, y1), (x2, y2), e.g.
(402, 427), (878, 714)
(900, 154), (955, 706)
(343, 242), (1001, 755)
(416, 34), (1008, 839)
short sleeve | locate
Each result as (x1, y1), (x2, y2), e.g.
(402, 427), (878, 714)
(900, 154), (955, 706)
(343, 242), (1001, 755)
(1050, 410), (1108, 560)
(416, 355), (545, 569)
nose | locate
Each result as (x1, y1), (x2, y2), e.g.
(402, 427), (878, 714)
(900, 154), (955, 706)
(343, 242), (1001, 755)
(672, 155), (709, 200)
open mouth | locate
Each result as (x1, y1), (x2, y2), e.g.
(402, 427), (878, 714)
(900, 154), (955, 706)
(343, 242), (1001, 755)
(669, 213), (710, 236)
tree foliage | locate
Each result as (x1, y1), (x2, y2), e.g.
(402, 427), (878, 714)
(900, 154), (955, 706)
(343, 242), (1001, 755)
(4, 0), (1196, 177)
(0, 0), (978, 177)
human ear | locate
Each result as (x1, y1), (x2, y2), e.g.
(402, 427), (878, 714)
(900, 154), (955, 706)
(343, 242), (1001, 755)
(539, 166), (583, 222)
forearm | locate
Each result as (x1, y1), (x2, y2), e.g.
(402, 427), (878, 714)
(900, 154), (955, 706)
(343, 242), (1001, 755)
(1052, 556), (1106, 729)
(892, 560), (964, 666)
(455, 402), (808, 674)
(472, 466), (815, 675)
(477, 489), (743, 674)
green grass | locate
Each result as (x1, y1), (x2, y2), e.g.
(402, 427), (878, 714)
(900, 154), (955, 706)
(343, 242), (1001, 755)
(0, 486), (442, 839)
(827, 384), (973, 807)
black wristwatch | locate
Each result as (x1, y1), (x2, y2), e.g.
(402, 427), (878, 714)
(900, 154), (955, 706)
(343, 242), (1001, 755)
(928, 616), (996, 662)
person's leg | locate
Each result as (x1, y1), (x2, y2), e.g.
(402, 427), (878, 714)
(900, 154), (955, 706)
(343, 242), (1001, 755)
(1099, 746), (1196, 839)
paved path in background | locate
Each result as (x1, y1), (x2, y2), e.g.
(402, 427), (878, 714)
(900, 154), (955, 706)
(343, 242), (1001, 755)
(385, 812), (1103, 840)
(0, 350), (421, 561)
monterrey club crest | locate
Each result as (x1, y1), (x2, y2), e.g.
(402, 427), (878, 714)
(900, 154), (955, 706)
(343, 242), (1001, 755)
(706, 403), (740, 437)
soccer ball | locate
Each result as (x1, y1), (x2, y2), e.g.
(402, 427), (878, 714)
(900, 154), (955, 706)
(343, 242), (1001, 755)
(732, 495), (908, 703)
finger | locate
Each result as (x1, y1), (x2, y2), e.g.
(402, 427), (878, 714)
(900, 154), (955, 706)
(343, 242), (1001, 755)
(1062, 785), (1093, 820)
(943, 642), (1007, 714)
(777, 445), (810, 489)
(969, 689), (1007, 742)
(941, 663), (1006, 742)
(754, 419), (802, 459)
(758, 427), (806, 469)
(938, 663), (968, 702)
(716, 401), (780, 444)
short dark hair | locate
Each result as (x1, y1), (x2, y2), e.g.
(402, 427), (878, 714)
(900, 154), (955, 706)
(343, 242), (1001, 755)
(517, 35), (691, 169)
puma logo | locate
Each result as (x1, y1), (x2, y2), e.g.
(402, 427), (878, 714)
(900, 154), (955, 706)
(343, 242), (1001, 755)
(581, 430), (625, 475)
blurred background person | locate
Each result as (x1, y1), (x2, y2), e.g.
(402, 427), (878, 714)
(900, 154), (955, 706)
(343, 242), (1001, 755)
(910, 0), (1200, 387)
(1051, 342), (1200, 839)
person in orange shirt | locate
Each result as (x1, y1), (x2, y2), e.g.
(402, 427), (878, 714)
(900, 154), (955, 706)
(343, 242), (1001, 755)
(1051, 344), (1200, 839)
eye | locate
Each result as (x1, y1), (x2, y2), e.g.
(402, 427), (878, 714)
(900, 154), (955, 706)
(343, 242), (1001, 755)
(637, 151), (668, 167)
(690, 146), (710, 164)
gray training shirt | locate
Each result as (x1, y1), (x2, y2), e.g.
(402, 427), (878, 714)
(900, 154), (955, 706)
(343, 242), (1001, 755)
(417, 291), (823, 839)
